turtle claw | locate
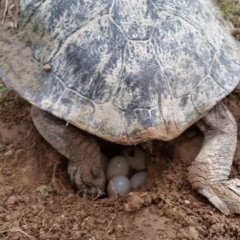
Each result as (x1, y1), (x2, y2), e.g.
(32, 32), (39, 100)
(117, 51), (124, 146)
(226, 179), (240, 195)
(199, 180), (240, 215)
(68, 162), (106, 198)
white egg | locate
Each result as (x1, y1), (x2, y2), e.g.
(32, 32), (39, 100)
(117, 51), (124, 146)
(106, 156), (129, 181)
(100, 153), (109, 172)
(122, 146), (146, 171)
(107, 175), (132, 196)
(131, 171), (148, 189)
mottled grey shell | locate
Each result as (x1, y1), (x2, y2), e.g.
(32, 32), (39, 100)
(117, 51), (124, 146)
(1, 0), (240, 144)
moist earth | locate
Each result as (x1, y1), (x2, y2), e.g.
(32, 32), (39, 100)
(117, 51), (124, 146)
(2, 1), (240, 239)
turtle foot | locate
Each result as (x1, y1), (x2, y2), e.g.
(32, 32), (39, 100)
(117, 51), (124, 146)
(31, 106), (106, 198)
(189, 102), (239, 215)
(68, 161), (106, 199)
(199, 179), (240, 215)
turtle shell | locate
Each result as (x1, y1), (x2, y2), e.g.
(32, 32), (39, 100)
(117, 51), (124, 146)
(1, 0), (240, 144)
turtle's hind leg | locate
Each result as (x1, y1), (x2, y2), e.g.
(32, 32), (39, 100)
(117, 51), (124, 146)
(188, 102), (240, 215)
(30, 106), (106, 197)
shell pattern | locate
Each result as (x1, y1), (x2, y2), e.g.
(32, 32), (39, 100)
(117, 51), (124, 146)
(1, 0), (240, 144)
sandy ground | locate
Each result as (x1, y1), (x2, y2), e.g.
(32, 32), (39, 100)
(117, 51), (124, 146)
(1, 1), (240, 239)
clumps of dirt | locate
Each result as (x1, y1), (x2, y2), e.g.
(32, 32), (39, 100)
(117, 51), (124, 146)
(123, 192), (160, 213)
(1, 54), (240, 240)
(2, 86), (240, 239)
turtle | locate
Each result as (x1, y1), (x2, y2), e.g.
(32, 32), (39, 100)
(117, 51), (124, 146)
(1, 0), (240, 215)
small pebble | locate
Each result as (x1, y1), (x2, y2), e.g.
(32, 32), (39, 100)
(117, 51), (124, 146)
(4, 215), (11, 221)
(7, 195), (16, 205)
(42, 64), (51, 71)
(4, 150), (13, 157)
(116, 224), (124, 232)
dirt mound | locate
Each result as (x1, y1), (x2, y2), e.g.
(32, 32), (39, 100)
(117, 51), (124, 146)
(1, 85), (240, 240)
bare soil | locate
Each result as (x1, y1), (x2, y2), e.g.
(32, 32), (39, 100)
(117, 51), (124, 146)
(2, 1), (240, 239)
(3, 84), (240, 240)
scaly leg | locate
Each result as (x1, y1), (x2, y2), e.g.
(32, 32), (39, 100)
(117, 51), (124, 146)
(188, 102), (240, 215)
(31, 106), (106, 197)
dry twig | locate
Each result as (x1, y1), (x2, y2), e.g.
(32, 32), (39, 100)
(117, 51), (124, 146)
(0, 228), (33, 239)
